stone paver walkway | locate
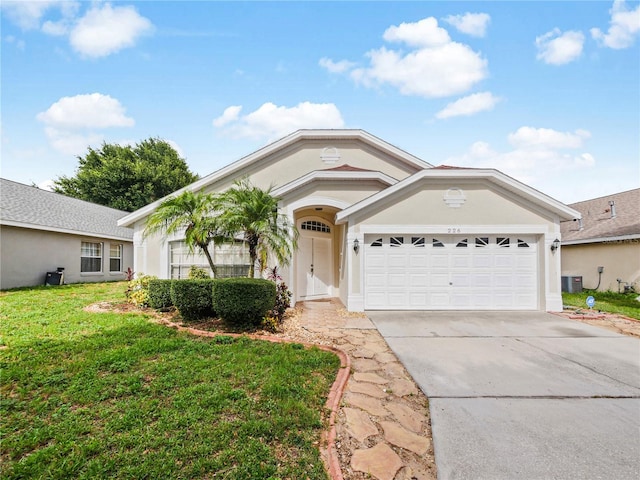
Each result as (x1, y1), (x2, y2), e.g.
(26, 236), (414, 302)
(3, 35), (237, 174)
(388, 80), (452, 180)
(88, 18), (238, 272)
(298, 299), (437, 480)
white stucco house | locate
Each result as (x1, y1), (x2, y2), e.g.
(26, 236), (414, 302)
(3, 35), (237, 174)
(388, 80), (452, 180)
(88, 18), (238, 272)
(1, 178), (134, 290)
(118, 130), (580, 312)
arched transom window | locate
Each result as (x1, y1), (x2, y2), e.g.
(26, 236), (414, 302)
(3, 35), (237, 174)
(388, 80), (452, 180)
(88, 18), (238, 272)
(300, 220), (331, 233)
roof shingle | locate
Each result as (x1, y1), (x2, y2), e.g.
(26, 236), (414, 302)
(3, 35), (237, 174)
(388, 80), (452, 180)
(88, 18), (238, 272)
(560, 188), (640, 243)
(0, 178), (133, 240)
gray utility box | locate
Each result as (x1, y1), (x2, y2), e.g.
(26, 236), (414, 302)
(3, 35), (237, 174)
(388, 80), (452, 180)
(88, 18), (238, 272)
(561, 276), (583, 293)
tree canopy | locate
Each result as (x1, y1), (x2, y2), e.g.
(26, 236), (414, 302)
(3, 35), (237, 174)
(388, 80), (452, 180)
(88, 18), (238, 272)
(53, 138), (198, 212)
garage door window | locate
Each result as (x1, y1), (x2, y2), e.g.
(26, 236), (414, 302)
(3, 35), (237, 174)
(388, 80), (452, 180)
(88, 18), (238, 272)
(371, 238), (383, 247)
(517, 239), (530, 248)
(390, 236), (404, 247)
(456, 239), (468, 247)
(412, 237), (425, 247)
(497, 237), (510, 247)
(475, 237), (489, 247)
(432, 238), (445, 247)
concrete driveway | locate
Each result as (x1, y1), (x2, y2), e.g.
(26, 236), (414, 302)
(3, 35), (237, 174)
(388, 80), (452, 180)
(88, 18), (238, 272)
(368, 311), (640, 480)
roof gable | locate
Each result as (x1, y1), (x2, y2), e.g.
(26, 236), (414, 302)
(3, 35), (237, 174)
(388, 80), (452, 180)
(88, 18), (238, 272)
(1, 178), (133, 240)
(336, 168), (580, 224)
(118, 129), (431, 227)
(560, 188), (640, 244)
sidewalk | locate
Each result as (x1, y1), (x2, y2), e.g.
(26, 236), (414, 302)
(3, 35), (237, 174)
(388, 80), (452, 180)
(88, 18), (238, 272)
(298, 299), (437, 480)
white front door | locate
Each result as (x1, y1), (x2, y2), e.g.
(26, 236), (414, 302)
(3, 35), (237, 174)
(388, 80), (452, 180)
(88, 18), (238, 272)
(297, 223), (333, 300)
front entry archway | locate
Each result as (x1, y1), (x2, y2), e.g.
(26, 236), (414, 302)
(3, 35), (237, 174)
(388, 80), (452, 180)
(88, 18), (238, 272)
(296, 217), (333, 300)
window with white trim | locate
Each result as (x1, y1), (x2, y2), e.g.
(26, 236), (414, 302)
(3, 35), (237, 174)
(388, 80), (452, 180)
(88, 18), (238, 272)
(301, 220), (331, 233)
(169, 240), (251, 279)
(370, 238), (383, 247)
(109, 244), (122, 272)
(81, 242), (102, 273)
(412, 237), (425, 247)
(390, 236), (404, 247)
(432, 238), (445, 248)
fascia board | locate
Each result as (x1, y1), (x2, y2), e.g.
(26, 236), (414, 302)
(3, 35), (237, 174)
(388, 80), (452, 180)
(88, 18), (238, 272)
(1, 219), (133, 242)
(336, 169), (581, 224)
(562, 234), (640, 245)
(272, 170), (398, 197)
(119, 129), (431, 227)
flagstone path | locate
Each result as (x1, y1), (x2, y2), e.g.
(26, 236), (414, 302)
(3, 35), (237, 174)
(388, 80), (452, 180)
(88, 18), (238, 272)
(298, 299), (437, 480)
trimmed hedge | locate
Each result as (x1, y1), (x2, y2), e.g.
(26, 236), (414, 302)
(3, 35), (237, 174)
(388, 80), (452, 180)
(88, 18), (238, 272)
(171, 279), (216, 321)
(148, 279), (174, 309)
(213, 278), (276, 326)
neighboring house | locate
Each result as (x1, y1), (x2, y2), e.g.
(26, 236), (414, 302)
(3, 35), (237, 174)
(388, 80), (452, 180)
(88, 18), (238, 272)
(0, 178), (133, 289)
(119, 130), (580, 312)
(560, 188), (640, 293)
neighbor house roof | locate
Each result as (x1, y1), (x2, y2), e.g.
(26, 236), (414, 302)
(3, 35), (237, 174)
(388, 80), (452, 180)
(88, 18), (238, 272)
(0, 178), (133, 241)
(560, 188), (640, 245)
(118, 129), (433, 227)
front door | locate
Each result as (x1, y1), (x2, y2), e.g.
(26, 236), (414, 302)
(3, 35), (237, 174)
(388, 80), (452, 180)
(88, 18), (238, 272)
(297, 220), (333, 300)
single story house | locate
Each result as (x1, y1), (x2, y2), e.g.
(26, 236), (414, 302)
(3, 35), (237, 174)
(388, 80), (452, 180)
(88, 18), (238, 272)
(560, 188), (640, 293)
(118, 130), (580, 312)
(0, 178), (134, 289)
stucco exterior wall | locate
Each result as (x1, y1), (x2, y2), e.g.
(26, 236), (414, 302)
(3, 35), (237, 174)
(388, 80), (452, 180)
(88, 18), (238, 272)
(0, 225), (133, 290)
(561, 241), (640, 292)
(352, 183), (557, 229)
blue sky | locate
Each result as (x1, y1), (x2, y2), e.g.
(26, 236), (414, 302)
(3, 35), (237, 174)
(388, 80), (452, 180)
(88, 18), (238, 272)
(2, 0), (639, 204)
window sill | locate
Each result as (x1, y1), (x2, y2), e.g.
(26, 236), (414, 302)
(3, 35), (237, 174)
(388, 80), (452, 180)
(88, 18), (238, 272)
(80, 272), (104, 277)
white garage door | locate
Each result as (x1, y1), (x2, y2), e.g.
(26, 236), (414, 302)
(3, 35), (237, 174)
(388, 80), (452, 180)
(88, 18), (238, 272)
(364, 235), (538, 310)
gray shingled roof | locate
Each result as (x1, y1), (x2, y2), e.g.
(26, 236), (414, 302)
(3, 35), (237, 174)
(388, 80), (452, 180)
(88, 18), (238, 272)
(560, 188), (640, 244)
(0, 178), (133, 240)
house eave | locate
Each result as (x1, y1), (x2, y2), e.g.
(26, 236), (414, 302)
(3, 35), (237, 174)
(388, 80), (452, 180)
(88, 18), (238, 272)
(562, 234), (640, 246)
(272, 170), (398, 198)
(1, 219), (134, 242)
(118, 129), (432, 227)
(336, 168), (581, 225)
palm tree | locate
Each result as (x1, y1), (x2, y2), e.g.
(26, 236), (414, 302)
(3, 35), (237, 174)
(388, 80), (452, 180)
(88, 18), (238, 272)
(217, 178), (298, 278)
(144, 190), (225, 275)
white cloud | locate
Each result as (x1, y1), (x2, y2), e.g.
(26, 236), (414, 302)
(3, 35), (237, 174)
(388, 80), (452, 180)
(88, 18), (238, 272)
(508, 127), (590, 149)
(37, 93), (134, 155)
(37, 179), (55, 191)
(443, 12), (491, 37)
(43, 127), (104, 156)
(213, 105), (243, 127)
(383, 17), (451, 47)
(69, 3), (153, 58)
(446, 127), (595, 191)
(435, 92), (501, 119)
(1, 0), (67, 30)
(214, 102), (345, 140)
(5, 35), (26, 50)
(166, 139), (185, 158)
(535, 28), (585, 65)
(319, 57), (356, 74)
(37, 93), (134, 129)
(591, 0), (640, 49)
(330, 17), (488, 99)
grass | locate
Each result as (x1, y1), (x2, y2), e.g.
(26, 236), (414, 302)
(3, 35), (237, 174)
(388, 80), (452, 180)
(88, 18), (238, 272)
(0, 282), (340, 479)
(562, 290), (640, 320)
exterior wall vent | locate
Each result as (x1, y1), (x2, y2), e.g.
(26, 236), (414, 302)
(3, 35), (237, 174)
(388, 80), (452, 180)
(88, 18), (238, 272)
(320, 147), (340, 164)
(443, 188), (466, 208)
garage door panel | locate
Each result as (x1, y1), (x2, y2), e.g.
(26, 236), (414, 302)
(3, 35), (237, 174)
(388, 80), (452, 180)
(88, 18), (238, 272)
(364, 235), (539, 310)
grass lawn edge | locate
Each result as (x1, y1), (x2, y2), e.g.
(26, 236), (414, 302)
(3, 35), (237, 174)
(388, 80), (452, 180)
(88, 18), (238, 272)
(158, 316), (352, 480)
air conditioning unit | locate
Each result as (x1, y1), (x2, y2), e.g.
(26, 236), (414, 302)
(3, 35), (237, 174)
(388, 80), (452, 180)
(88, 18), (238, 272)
(561, 276), (583, 293)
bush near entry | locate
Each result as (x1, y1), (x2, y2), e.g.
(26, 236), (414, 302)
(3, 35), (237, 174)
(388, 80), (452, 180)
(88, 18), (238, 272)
(148, 279), (174, 309)
(213, 278), (276, 326)
(170, 279), (216, 321)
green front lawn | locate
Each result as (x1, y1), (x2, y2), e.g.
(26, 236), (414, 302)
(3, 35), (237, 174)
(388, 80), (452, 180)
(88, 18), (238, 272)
(0, 282), (339, 479)
(562, 290), (640, 320)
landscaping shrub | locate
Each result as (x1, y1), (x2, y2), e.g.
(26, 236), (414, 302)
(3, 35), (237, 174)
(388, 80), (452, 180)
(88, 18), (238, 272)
(125, 274), (157, 307)
(148, 279), (174, 309)
(188, 265), (210, 279)
(171, 279), (216, 321)
(213, 278), (276, 326)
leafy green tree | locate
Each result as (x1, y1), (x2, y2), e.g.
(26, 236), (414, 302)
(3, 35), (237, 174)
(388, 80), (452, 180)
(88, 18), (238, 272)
(144, 191), (224, 275)
(217, 179), (298, 278)
(53, 138), (198, 212)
